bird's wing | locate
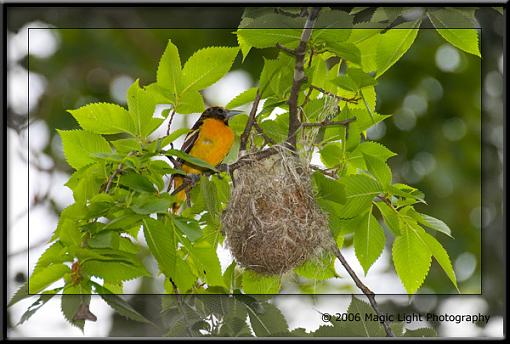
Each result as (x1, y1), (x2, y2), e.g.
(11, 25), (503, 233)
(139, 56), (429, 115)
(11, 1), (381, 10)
(170, 115), (205, 188)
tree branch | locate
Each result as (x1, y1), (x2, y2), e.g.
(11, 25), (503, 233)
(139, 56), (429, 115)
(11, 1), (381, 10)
(166, 109), (176, 136)
(239, 91), (262, 152)
(309, 85), (361, 104)
(310, 165), (338, 178)
(276, 43), (297, 57)
(301, 117), (357, 128)
(287, 7), (321, 150)
(104, 152), (136, 193)
(330, 244), (395, 337)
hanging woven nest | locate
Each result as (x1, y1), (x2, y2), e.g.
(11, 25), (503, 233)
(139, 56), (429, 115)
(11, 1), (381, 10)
(221, 146), (334, 275)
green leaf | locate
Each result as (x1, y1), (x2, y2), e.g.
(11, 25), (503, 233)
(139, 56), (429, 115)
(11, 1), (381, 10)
(118, 172), (156, 193)
(166, 149), (218, 171)
(160, 128), (190, 148)
(88, 231), (120, 249)
(354, 208), (386, 274)
(326, 41), (361, 64)
(313, 8), (352, 43)
(492, 7), (503, 15)
(175, 89), (205, 114)
(427, 8), (480, 57)
(392, 221), (432, 294)
(93, 282), (157, 326)
(404, 327), (437, 337)
(29, 263), (70, 294)
(200, 175), (220, 225)
(236, 14), (303, 50)
(157, 39), (182, 96)
(173, 216), (202, 242)
(131, 193), (172, 214)
(260, 116), (289, 144)
(143, 218), (177, 280)
(173, 259), (198, 293)
(188, 241), (225, 288)
(180, 46), (239, 94)
(348, 68), (377, 89)
(242, 270), (282, 294)
(346, 108), (390, 133)
(363, 153), (392, 187)
(314, 297), (387, 337)
(336, 174), (383, 219)
(127, 79), (164, 137)
(417, 231), (458, 290)
(237, 33), (252, 61)
(390, 183), (426, 204)
(375, 19), (421, 78)
(247, 302), (289, 336)
(103, 213), (144, 230)
(81, 260), (150, 283)
(111, 138), (142, 154)
(226, 87), (258, 109)
(417, 213), (453, 238)
(332, 68), (376, 92)
(346, 297), (387, 337)
(257, 54), (294, 99)
(17, 289), (61, 325)
(331, 74), (358, 92)
(68, 103), (135, 136)
(374, 202), (400, 235)
(319, 142), (343, 168)
(258, 57), (294, 98)
(57, 129), (111, 170)
(33, 241), (72, 275)
(61, 283), (93, 331)
(8, 282), (29, 307)
(350, 141), (396, 162)
(312, 171), (346, 204)
(294, 251), (338, 280)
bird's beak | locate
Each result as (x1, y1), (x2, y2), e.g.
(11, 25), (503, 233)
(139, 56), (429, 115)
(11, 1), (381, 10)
(225, 109), (243, 121)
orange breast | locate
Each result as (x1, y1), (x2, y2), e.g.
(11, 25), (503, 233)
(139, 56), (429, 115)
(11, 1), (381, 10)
(183, 118), (235, 174)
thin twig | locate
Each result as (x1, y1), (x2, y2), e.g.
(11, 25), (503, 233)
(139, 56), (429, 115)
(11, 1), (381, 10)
(239, 91), (262, 152)
(104, 152), (136, 193)
(287, 7), (321, 150)
(330, 244), (394, 337)
(310, 85), (361, 104)
(169, 279), (194, 337)
(166, 109), (176, 136)
(276, 43), (297, 57)
(253, 121), (275, 145)
(227, 146), (280, 172)
(301, 117), (357, 128)
(310, 165), (338, 179)
(105, 163), (124, 193)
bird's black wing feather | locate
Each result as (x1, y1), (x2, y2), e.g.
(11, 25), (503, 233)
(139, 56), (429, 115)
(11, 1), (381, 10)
(169, 115), (205, 187)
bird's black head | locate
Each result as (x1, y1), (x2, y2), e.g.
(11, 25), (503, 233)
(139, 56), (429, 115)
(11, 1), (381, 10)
(202, 106), (243, 124)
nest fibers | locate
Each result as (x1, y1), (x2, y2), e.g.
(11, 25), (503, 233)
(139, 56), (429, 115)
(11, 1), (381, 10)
(222, 146), (334, 275)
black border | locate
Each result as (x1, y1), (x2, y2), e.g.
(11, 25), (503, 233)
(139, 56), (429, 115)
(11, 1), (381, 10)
(2, 2), (506, 339)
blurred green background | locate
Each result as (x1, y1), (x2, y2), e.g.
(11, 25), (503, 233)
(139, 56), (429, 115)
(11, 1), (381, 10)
(6, 6), (504, 337)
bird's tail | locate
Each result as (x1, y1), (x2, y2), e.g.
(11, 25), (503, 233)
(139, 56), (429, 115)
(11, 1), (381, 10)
(171, 175), (187, 213)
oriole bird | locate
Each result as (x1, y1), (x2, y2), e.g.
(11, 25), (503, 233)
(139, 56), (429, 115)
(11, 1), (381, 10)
(171, 106), (242, 212)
